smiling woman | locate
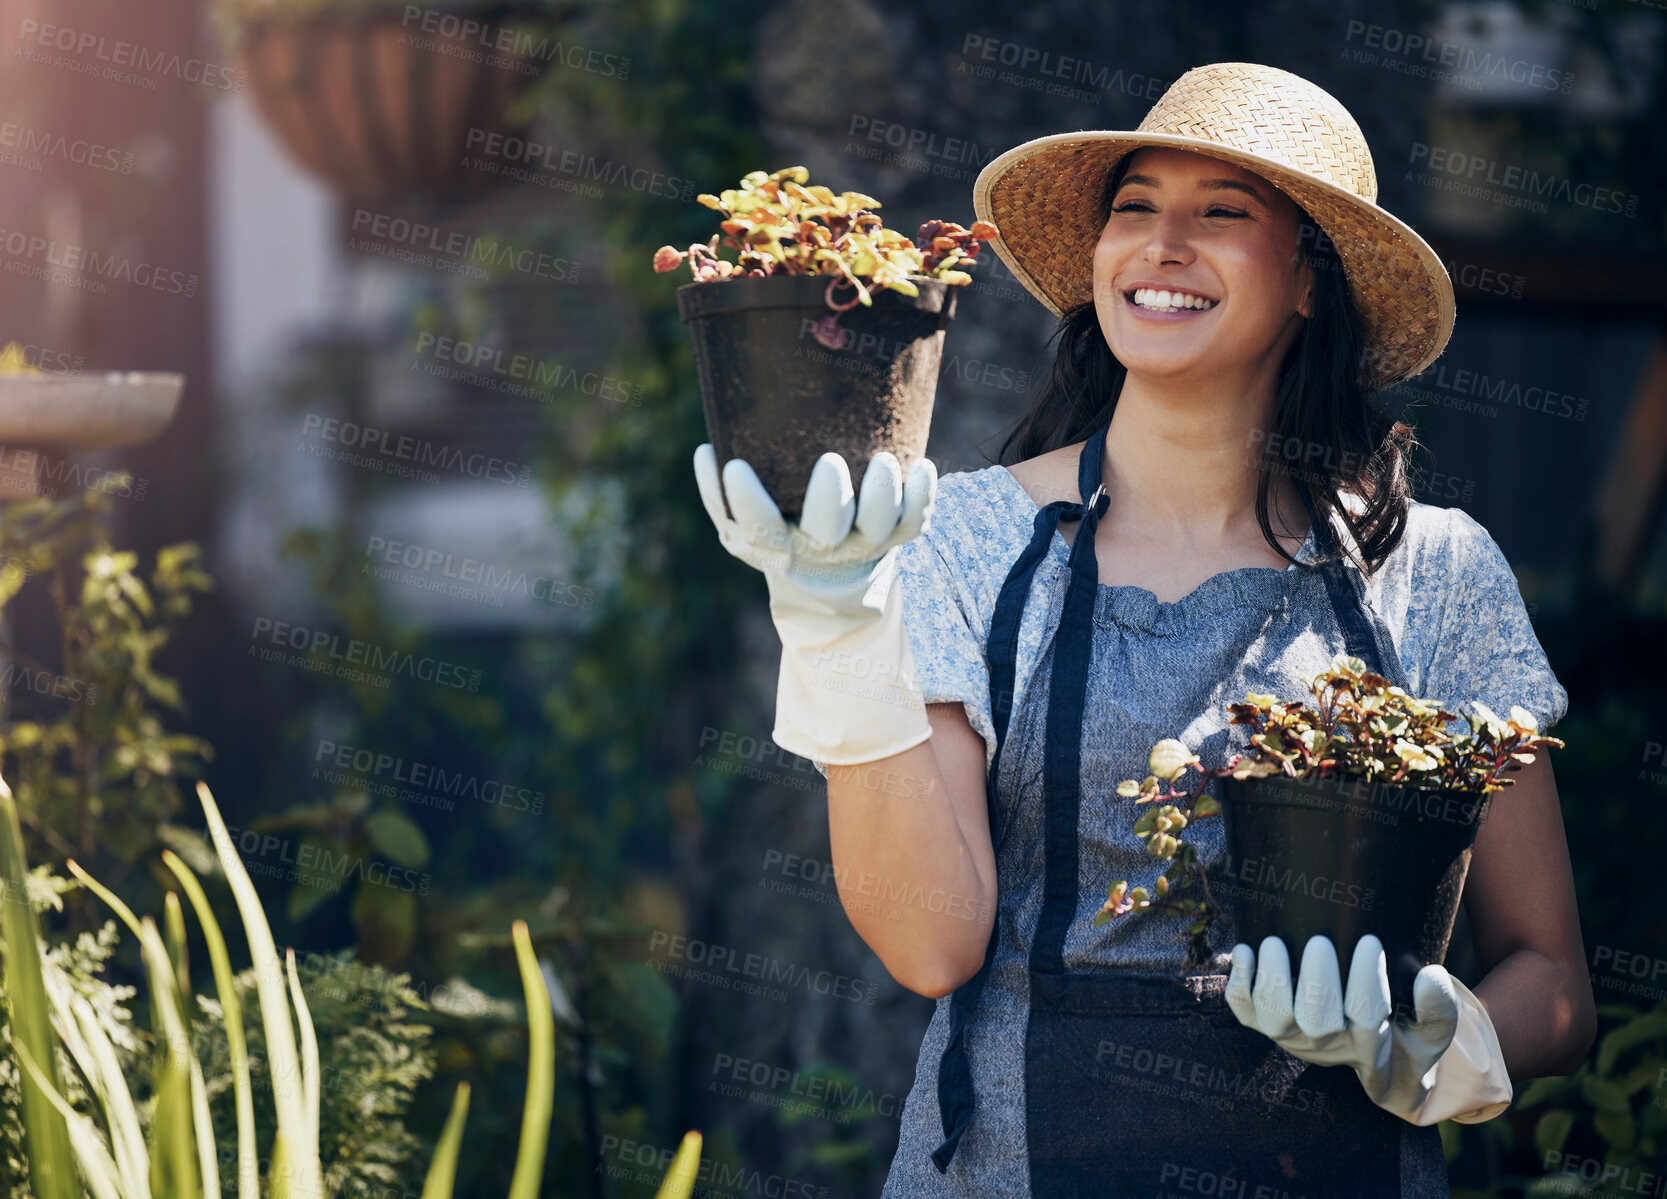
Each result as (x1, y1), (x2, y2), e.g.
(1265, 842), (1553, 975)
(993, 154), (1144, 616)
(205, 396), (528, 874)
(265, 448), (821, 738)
(863, 63), (1584, 1199)
(1002, 144), (1413, 585)
(691, 59), (1593, 1199)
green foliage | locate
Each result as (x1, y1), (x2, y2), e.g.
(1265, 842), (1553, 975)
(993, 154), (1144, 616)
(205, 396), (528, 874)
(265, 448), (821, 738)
(0, 773), (704, 1199)
(0, 874), (140, 1199)
(1509, 1002), (1667, 1196)
(1099, 654), (1566, 934)
(0, 476), (213, 873)
(193, 950), (437, 1199)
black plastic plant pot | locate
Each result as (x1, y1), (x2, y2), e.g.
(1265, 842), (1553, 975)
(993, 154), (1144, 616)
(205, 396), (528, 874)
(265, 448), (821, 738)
(676, 274), (958, 523)
(1216, 772), (1493, 1020)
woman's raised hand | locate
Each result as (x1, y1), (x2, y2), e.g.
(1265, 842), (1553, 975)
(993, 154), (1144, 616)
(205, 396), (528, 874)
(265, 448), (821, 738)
(692, 444), (939, 766)
(693, 445), (936, 592)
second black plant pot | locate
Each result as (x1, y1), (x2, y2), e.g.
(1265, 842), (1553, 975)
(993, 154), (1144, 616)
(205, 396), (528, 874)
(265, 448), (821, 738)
(1216, 772), (1493, 1019)
(677, 273), (958, 523)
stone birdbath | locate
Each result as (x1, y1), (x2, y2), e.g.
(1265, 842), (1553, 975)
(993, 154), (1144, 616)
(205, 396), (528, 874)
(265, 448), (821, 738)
(0, 344), (183, 501)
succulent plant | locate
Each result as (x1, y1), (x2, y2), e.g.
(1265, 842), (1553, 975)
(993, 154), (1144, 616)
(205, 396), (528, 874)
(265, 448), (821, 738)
(1095, 654), (1565, 936)
(653, 166), (997, 344)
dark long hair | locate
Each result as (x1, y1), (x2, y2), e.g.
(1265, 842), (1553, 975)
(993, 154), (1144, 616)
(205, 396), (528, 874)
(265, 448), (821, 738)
(994, 154), (1418, 577)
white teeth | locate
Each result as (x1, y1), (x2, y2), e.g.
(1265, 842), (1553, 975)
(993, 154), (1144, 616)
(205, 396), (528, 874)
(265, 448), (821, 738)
(1131, 287), (1216, 311)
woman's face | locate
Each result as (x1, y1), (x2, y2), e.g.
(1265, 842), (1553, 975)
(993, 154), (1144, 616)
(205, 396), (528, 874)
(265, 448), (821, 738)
(1093, 147), (1313, 386)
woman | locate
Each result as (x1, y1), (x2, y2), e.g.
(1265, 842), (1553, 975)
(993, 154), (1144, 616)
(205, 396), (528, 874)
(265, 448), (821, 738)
(693, 62), (1594, 1197)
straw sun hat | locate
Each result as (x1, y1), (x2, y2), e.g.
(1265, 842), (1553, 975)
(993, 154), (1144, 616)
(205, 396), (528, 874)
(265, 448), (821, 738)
(972, 61), (1455, 392)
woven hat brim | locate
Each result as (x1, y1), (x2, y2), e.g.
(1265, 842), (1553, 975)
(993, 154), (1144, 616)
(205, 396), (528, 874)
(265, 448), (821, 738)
(972, 132), (1456, 393)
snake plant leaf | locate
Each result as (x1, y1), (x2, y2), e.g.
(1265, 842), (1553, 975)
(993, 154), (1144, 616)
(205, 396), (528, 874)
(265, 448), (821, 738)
(163, 848), (259, 1199)
(507, 920), (555, 1199)
(0, 778), (79, 1199)
(196, 780), (321, 1197)
(11, 1037), (123, 1199)
(187, 1049), (222, 1199)
(651, 1130), (703, 1199)
(269, 1130), (292, 1199)
(285, 948), (321, 1153)
(65, 859), (143, 938)
(164, 891), (193, 1010)
(419, 1083), (472, 1199)
(43, 961), (151, 1198)
(139, 915), (198, 1199)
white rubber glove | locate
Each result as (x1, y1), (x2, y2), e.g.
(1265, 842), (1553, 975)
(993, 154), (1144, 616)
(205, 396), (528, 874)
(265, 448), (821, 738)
(692, 443), (937, 767)
(1226, 934), (1513, 1125)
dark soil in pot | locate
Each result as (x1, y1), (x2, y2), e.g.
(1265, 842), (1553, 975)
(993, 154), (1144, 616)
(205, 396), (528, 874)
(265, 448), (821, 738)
(1215, 772), (1492, 1019)
(677, 274), (958, 523)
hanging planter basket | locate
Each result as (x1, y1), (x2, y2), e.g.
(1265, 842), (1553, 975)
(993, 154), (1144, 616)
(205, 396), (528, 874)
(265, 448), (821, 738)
(240, 3), (551, 204)
(677, 274), (958, 524)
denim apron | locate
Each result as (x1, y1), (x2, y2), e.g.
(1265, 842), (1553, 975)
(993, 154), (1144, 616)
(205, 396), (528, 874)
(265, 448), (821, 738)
(929, 418), (1440, 1197)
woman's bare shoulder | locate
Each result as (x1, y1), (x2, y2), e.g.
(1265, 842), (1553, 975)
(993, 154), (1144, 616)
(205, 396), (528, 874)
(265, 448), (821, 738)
(1002, 440), (1088, 509)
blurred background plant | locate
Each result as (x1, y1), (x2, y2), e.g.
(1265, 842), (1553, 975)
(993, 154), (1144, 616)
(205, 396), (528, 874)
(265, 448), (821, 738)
(0, 477), (213, 911)
(0, 769), (703, 1199)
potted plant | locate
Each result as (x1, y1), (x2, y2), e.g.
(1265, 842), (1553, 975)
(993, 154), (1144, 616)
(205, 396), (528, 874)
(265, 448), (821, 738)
(1097, 655), (1564, 1013)
(210, 0), (563, 203)
(654, 165), (997, 522)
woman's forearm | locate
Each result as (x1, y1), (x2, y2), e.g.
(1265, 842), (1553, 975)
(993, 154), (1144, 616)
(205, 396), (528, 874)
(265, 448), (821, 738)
(1473, 947), (1597, 1080)
(826, 734), (997, 999)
